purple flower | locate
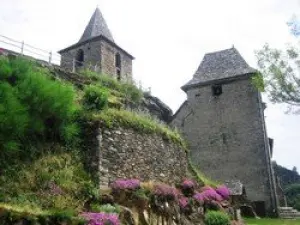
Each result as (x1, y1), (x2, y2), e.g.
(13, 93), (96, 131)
(181, 179), (195, 189)
(215, 185), (230, 200)
(193, 192), (205, 203)
(202, 189), (223, 202)
(80, 212), (120, 225)
(153, 184), (179, 200)
(179, 197), (189, 209)
(111, 179), (140, 190)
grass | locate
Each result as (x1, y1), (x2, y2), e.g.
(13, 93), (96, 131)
(244, 218), (300, 225)
(90, 108), (187, 148)
(187, 157), (220, 187)
(0, 145), (96, 212)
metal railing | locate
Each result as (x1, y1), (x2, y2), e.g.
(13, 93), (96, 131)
(0, 34), (99, 72)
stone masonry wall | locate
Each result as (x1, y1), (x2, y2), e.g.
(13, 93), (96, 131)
(172, 77), (275, 214)
(100, 39), (132, 82)
(87, 126), (187, 187)
(60, 39), (132, 82)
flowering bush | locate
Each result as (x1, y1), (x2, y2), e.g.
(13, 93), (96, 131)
(193, 192), (205, 204)
(80, 212), (120, 225)
(181, 179), (195, 189)
(215, 185), (230, 200)
(111, 179), (140, 191)
(153, 184), (178, 201)
(180, 178), (195, 197)
(202, 189), (223, 202)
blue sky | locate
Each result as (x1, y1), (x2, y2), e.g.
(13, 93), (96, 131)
(1, 0), (300, 171)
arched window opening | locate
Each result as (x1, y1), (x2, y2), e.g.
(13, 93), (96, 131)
(115, 53), (121, 80)
(76, 49), (84, 67)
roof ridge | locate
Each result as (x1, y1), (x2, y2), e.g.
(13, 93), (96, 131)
(182, 47), (257, 91)
(78, 7), (114, 43)
(204, 47), (235, 55)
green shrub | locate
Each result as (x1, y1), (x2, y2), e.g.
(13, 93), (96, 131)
(204, 211), (230, 225)
(81, 70), (143, 104)
(83, 85), (108, 111)
(0, 57), (79, 154)
(122, 82), (143, 104)
(90, 204), (120, 213)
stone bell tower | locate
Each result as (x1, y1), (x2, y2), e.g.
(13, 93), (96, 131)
(59, 7), (134, 82)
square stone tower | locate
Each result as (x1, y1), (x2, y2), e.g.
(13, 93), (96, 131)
(172, 47), (278, 216)
(58, 8), (134, 82)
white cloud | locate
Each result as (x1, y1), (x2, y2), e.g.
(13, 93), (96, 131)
(0, 0), (300, 170)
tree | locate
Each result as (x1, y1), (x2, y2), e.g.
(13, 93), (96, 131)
(256, 16), (300, 111)
(293, 166), (298, 174)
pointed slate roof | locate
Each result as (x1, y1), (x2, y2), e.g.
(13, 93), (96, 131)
(79, 7), (114, 43)
(182, 47), (257, 91)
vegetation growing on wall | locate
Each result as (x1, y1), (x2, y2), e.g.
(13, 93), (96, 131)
(0, 56), (221, 224)
(89, 108), (187, 148)
(81, 70), (143, 105)
(0, 145), (96, 212)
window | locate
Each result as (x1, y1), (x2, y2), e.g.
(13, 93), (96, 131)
(75, 49), (84, 67)
(115, 53), (121, 80)
(212, 84), (222, 96)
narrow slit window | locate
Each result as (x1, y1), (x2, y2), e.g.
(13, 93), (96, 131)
(115, 53), (121, 80)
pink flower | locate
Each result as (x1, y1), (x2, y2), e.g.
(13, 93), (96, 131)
(80, 212), (120, 225)
(202, 189), (223, 202)
(193, 192), (205, 203)
(179, 197), (189, 209)
(111, 179), (140, 190)
(215, 185), (230, 200)
(181, 179), (195, 189)
(153, 184), (179, 200)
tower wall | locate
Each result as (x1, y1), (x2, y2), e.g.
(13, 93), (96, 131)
(60, 39), (132, 82)
(60, 40), (102, 71)
(100, 39), (132, 82)
(172, 77), (276, 214)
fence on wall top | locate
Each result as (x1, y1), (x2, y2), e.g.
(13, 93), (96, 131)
(0, 34), (99, 72)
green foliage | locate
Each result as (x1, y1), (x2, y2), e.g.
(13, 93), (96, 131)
(0, 147), (95, 212)
(256, 44), (300, 109)
(90, 203), (120, 213)
(284, 183), (300, 211)
(251, 72), (265, 92)
(90, 108), (186, 147)
(204, 211), (230, 225)
(83, 85), (108, 111)
(81, 70), (143, 104)
(0, 57), (79, 154)
(0, 203), (85, 225)
(244, 218), (300, 225)
(0, 82), (29, 152)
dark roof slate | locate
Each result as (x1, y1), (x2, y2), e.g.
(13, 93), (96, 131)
(182, 48), (256, 91)
(79, 7), (114, 43)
